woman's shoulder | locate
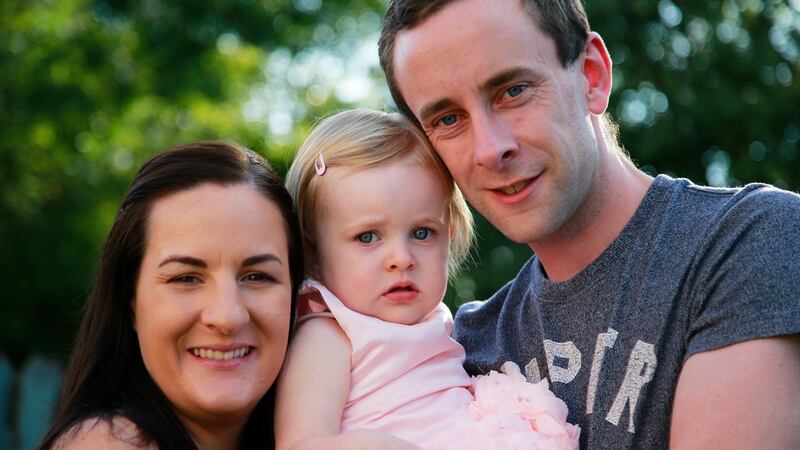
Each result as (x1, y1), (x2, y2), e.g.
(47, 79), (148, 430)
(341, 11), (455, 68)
(53, 416), (156, 450)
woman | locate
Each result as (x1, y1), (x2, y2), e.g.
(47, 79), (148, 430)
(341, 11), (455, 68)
(38, 141), (303, 450)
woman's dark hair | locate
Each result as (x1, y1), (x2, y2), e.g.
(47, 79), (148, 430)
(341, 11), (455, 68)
(38, 141), (303, 450)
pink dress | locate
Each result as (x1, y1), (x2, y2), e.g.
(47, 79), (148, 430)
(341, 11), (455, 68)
(298, 280), (579, 450)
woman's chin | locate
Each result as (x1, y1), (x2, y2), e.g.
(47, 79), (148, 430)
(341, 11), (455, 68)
(177, 383), (266, 424)
(164, 364), (273, 423)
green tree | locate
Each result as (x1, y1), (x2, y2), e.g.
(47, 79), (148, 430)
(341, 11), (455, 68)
(1, 0), (798, 362)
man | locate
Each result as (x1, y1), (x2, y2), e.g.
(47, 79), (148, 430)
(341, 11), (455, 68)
(378, 0), (800, 448)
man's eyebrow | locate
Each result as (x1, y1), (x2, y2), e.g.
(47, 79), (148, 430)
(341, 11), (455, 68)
(158, 256), (206, 268)
(418, 98), (458, 125)
(242, 254), (283, 266)
(416, 67), (540, 124)
(483, 67), (539, 90)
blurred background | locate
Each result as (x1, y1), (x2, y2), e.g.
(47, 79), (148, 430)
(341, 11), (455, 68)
(0, 0), (798, 442)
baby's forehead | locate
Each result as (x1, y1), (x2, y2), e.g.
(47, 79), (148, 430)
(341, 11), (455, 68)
(321, 154), (433, 183)
(316, 160), (447, 208)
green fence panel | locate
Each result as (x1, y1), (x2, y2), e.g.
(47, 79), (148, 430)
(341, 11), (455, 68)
(0, 355), (14, 450)
(16, 356), (62, 450)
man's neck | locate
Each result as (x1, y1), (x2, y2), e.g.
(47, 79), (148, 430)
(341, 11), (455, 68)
(531, 139), (653, 282)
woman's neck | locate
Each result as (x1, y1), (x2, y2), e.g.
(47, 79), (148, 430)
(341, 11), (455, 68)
(179, 413), (246, 450)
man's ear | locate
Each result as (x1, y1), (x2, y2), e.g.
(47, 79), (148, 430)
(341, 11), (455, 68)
(581, 32), (613, 115)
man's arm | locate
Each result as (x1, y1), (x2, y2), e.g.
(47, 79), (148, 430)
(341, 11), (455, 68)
(670, 335), (800, 449)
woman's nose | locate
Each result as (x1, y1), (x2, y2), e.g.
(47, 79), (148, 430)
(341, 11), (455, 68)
(200, 281), (250, 335)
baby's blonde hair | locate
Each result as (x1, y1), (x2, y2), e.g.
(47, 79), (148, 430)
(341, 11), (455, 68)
(286, 109), (473, 275)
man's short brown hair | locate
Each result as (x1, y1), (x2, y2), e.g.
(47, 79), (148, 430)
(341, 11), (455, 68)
(378, 0), (590, 122)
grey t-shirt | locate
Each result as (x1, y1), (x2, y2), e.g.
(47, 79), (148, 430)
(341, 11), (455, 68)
(453, 175), (800, 449)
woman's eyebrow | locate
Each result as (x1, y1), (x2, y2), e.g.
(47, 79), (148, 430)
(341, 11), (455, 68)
(158, 255), (206, 268)
(243, 254), (283, 266)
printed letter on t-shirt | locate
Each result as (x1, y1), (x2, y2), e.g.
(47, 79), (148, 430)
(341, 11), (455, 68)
(524, 358), (542, 383)
(606, 340), (657, 433)
(543, 340), (582, 383)
(587, 328), (619, 414)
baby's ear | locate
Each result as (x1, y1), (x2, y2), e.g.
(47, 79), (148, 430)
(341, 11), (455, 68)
(449, 223), (455, 239)
(297, 287), (325, 316)
(303, 242), (321, 280)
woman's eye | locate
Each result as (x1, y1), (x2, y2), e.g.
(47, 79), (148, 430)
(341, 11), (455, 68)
(357, 232), (378, 244)
(412, 227), (432, 240)
(241, 272), (275, 283)
(437, 114), (458, 127)
(170, 274), (200, 284)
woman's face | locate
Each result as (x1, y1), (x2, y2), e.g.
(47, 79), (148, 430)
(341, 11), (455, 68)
(133, 182), (292, 434)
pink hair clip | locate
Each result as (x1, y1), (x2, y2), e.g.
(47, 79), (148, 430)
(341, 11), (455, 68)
(314, 153), (327, 176)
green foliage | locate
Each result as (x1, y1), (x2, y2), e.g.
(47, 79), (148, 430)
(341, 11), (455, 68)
(1, 0), (798, 362)
(592, 0), (800, 190)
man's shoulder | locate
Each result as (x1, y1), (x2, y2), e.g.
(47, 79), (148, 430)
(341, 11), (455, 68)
(654, 176), (800, 245)
(672, 176), (800, 213)
(728, 182), (800, 214)
(690, 181), (800, 240)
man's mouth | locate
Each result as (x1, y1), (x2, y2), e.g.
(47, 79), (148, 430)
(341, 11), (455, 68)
(500, 180), (529, 194)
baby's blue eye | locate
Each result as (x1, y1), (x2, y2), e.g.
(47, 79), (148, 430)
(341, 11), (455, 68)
(357, 232), (378, 244)
(507, 85), (525, 97)
(412, 228), (432, 240)
(439, 114), (457, 126)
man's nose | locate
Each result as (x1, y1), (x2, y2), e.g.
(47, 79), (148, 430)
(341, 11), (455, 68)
(471, 110), (518, 169)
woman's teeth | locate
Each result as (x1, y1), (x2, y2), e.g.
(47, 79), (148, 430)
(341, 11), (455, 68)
(502, 180), (528, 194)
(192, 347), (250, 361)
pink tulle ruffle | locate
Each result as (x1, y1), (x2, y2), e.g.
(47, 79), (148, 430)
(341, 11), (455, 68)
(425, 362), (580, 450)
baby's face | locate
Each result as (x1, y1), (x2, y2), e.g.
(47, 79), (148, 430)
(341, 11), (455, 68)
(312, 156), (450, 325)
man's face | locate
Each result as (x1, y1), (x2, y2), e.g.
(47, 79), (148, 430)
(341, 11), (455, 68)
(393, 0), (603, 245)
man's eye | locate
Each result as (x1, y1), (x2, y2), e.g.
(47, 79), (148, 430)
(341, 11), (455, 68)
(506, 85), (526, 97)
(438, 114), (458, 127)
(357, 232), (378, 244)
(412, 227), (432, 240)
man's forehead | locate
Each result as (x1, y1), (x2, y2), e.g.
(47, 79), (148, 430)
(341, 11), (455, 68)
(391, 0), (551, 73)
(392, 0), (557, 114)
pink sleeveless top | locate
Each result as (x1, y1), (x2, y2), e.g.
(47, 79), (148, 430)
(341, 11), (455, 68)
(298, 280), (473, 445)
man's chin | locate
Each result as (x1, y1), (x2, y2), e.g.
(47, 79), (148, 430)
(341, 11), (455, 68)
(492, 218), (550, 246)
